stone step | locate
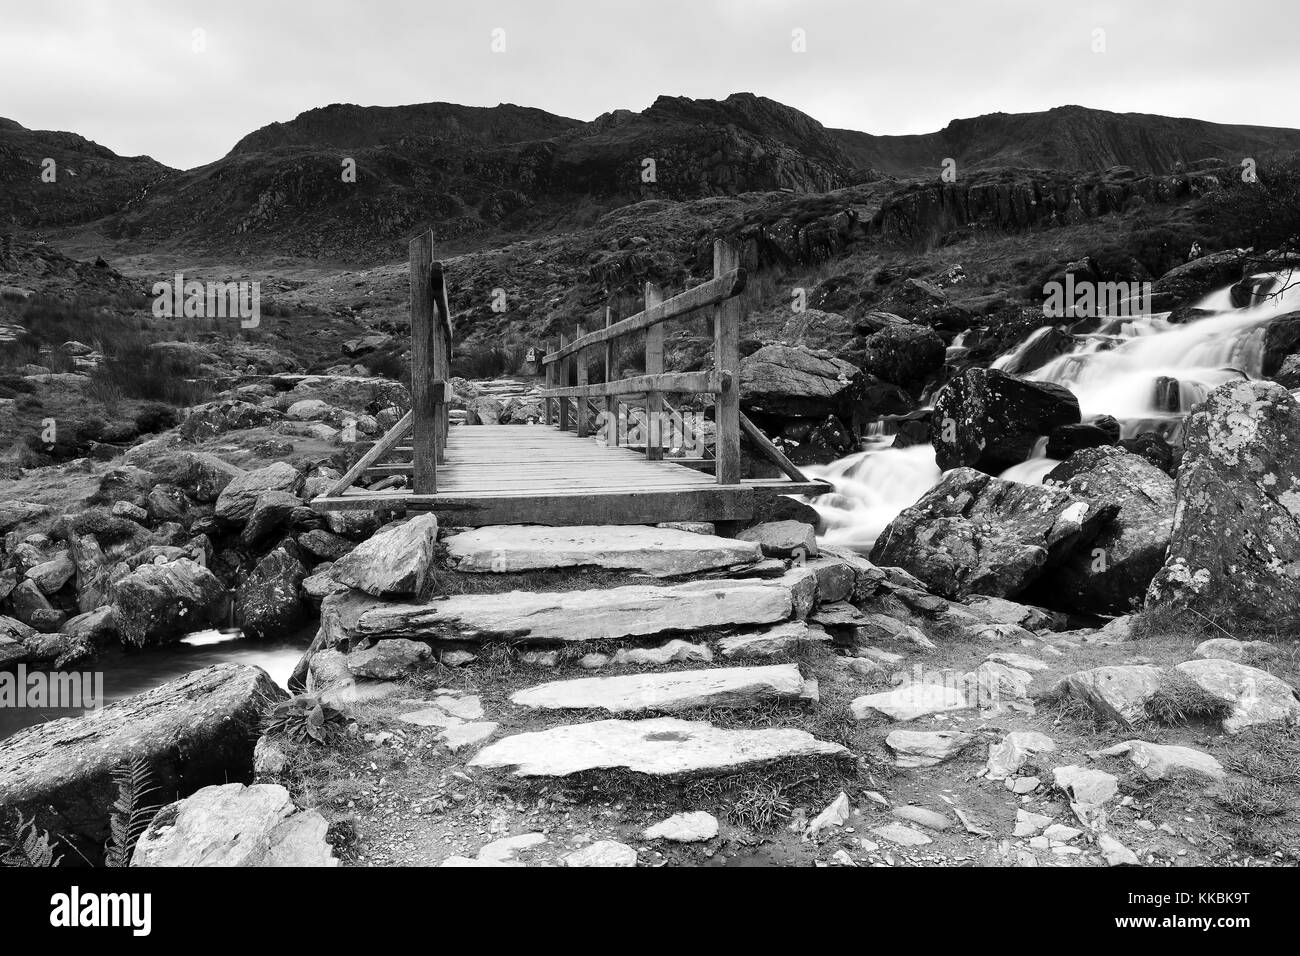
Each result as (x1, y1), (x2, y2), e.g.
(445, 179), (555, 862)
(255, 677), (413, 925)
(469, 717), (848, 777)
(345, 578), (793, 644)
(445, 524), (762, 577)
(509, 663), (817, 714)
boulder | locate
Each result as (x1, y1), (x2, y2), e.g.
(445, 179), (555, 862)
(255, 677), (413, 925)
(564, 841), (637, 867)
(1151, 250), (1243, 304)
(1053, 664), (1165, 726)
(1148, 381), (1300, 621)
(717, 621), (830, 659)
(736, 520), (818, 559)
(345, 638), (431, 679)
(445, 524), (761, 576)
(870, 467), (1114, 600)
(739, 344), (859, 418)
(885, 729), (975, 768)
(851, 683), (971, 721)
(1097, 740), (1225, 782)
(10, 579), (64, 632)
(986, 730), (1056, 779)
(1192, 638), (1277, 663)
(1174, 659), (1300, 734)
(150, 452), (244, 503)
(131, 783), (337, 867)
(236, 547), (307, 640)
(240, 491), (301, 548)
(114, 558), (226, 647)
(215, 462), (303, 524)
(180, 400), (282, 442)
(860, 323), (945, 393)
(469, 717), (847, 777)
(0, 664), (285, 860)
(930, 367), (1081, 473)
(643, 811), (719, 843)
(1041, 446), (1175, 614)
(329, 514), (439, 597)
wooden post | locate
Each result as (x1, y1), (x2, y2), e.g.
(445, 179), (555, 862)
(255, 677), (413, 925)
(543, 339), (555, 426)
(432, 262), (451, 464)
(604, 306), (618, 446)
(558, 332), (570, 432)
(575, 323), (589, 438)
(713, 239), (741, 485)
(409, 230), (438, 493)
(644, 282), (665, 461)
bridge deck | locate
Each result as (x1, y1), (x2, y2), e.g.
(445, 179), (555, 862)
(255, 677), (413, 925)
(311, 425), (829, 527)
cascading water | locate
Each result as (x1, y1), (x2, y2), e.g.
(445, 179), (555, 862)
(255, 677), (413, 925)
(806, 271), (1300, 550)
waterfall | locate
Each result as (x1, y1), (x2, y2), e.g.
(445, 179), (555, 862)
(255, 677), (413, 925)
(805, 271), (1300, 548)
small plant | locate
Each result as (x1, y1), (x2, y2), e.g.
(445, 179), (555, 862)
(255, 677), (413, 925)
(263, 694), (351, 744)
(0, 812), (62, 867)
(103, 756), (163, 867)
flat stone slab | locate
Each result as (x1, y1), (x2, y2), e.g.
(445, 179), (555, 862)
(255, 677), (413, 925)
(509, 664), (817, 714)
(851, 683), (971, 721)
(717, 621), (831, 659)
(446, 525), (762, 576)
(1098, 740), (1225, 781)
(886, 730), (975, 768)
(354, 580), (792, 643)
(468, 717), (848, 777)
(644, 811), (719, 842)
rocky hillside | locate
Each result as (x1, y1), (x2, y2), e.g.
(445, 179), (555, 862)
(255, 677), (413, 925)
(832, 104), (1300, 176)
(0, 118), (171, 229)
(7, 98), (1300, 264)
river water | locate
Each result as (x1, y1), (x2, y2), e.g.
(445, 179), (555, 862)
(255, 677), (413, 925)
(0, 626), (310, 741)
(807, 271), (1300, 549)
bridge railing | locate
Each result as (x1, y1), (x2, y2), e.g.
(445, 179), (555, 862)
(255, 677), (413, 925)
(537, 238), (748, 484)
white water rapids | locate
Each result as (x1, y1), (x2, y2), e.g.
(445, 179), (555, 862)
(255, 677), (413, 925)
(807, 272), (1300, 549)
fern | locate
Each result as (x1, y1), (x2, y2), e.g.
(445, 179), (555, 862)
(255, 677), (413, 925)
(103, 756), (163, 867)
(0, 813), (62, 867)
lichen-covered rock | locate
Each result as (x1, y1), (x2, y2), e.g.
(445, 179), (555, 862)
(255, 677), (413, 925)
(1042, 446), (1175, 614)
(870, 467), (1115, 599)
(131, 783), (337, 867)
(236, 547), (307, 640)
(739, 344), (860, 418)
(930, 367), (1081, 473)
(1147, 381), (1300, 620)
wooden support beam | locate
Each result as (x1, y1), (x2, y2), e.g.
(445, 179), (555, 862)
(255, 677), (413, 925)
(323, 412), (413, 497)
(739, 411), (809, 483)
(432, 262), (452, 464)
(542, 269), (746, 364)
(557, 332), (570, 431)
(713, 239), (742, 485)
(575, 323), (589, 438)
(604, 307), (618, 446)
(409, 231), (439, 493)
(644, 281), (664, 461)
(543, 338), (555, 426)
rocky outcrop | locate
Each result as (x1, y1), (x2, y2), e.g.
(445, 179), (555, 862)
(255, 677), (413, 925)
(0, 664), (285, 860)
(871, 468), (1114, 600)
(1147, 381), (1300, 620)
(930, 367), (1081, 473)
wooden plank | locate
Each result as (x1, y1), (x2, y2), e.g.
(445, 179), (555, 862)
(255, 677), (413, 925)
(713, 239), (742, 486)
(324, 412), (413, 496)
(644, 281), (664, 462)
(542, 269), (746, 364)
(739, 411), (809, 483)
(314, 487), (757, 526)
(409, 231), (438, 493)
(537, 370), (727, 400)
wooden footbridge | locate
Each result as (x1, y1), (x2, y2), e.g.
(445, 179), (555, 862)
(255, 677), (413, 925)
(310, 230), (829, 526)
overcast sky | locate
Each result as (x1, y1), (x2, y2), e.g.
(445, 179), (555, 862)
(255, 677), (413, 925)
(2, 0), (1294, 170)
